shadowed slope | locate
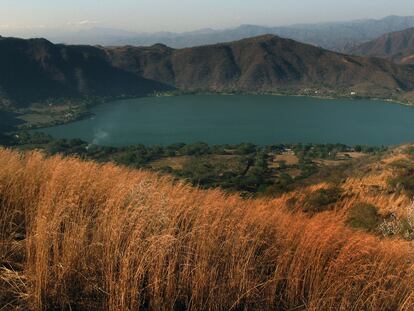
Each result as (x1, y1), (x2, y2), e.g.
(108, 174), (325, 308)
(0, 37), (171, 108)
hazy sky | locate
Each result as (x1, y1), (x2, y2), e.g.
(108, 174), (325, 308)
(1, 0), (414, 33)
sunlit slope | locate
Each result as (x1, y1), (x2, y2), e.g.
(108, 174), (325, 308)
(1, 149), (414, 310)
(349, 27), (414, 64)
(2, 34), (414, 108)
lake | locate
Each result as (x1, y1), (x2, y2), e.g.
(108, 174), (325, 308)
(38, 95), (414, 146)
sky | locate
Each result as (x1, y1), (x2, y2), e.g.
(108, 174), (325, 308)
(1, 0), (414, 34)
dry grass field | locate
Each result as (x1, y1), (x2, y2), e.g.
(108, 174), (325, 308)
(1, 148), (414, 310)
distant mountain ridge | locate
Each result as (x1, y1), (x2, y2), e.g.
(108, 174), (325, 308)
(33, 15), (414, 51)
(349, 27), (414, 64)
(1, 34), (414, 108)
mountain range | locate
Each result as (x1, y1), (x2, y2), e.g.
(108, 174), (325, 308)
(35, 15), (414, 52)
(106, 35), (414, 95)
(349, 27), (414, 64)
(1, 34), (414, 108)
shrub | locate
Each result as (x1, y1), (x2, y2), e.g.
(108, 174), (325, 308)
(234, 143), (257, 155)
(388, 161), (414, 196)
(263, 173), (294, 196)
(304, 187), (342, 214)
(389, 175), (414, 197)
(403, 146), (414, 155)
(346, 203), (381, 232)
(180, 142), (210, 156)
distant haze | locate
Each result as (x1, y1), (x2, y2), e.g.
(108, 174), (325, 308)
(1, 0), (414, 35)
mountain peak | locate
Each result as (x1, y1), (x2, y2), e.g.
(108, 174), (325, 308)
(150, 43), (171, 50)
(349, 26), (414, 64)
(225, 34), (283, 45)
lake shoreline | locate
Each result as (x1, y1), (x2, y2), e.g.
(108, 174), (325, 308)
(33, 94), (414, 147)
(4, 90), (414, 135)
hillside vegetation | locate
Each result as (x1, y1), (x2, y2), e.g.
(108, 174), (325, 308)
(106, 35), (414, 100)
(2, 35), (414, 110)
(1, 148), (414, 310)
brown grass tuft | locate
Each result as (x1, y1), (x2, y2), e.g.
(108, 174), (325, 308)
(1, 148), (414, 310)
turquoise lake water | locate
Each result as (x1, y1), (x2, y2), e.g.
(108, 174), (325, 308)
(38, 95), (414, 146)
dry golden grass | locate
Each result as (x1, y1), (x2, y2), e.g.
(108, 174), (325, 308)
(1, 148), (414, 310)
(337, 152), (367, 159)
(149, 155), (191, 170)
(271, 154), (299, 167)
